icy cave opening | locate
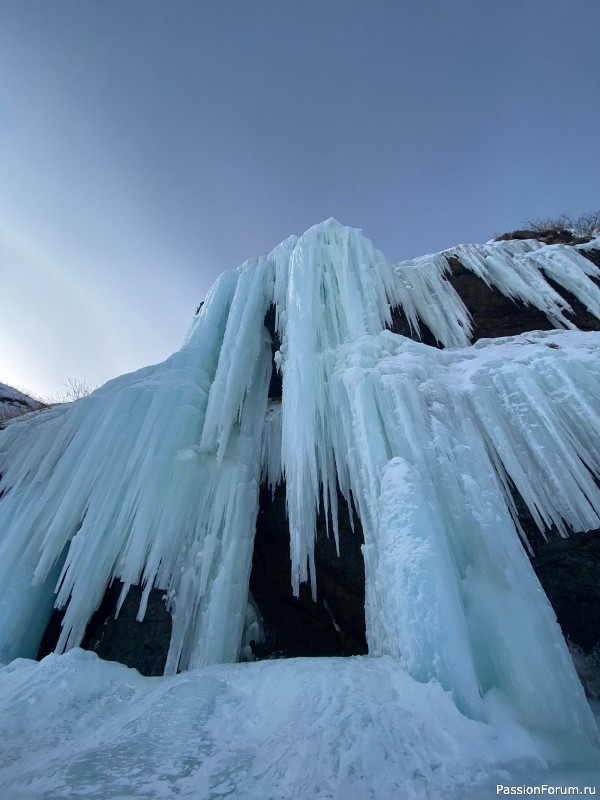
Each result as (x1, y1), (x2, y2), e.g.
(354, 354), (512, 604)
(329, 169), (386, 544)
(249, 304), (368, 661)
(35, 480), (369, 675)
(249, 482), (367, 660)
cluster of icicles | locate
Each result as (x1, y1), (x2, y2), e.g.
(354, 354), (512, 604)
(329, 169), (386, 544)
(1, 220), (600, 745)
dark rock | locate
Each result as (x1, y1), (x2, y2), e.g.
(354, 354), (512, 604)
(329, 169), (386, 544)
(581, 246), (600, 270)
(82, 583), (171, 676)
(494, 228), (593, 246)
(38, 582), (171, 676)
(446, 257), (556, 341)
(388, 241), (600, 347)
(494, 229), (544, 242)
(509, 489), (600, 693)
(264, 305), (282, 399)
(249, 485), (367, 659)
(531, 531), (600, 655)
(387, 306), (442, 347)
(444, 250), (600, 342)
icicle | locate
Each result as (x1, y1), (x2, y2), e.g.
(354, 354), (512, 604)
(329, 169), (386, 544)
(260, 401), (282, 493)
(324, 328), (600, 740)
(409, 238), (600, 332)
(0, 265), (271, 673)
(393, 253), (473, 347)
(275, 219), (411, 596)
(1, 220), (600, 748)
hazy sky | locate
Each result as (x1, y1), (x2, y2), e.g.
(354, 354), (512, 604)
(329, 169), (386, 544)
(1, 0), (599, 397)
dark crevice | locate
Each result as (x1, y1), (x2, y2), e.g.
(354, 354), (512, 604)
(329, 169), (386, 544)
(581, 247), (600, 270)
(264, 305), (282, 399)
(37, 581), (171, 676)
(387, 306), (443, 348)
(36, 479), (368, 671)
(510, 486), (600, 658)
(249, 483), (367, 659)
(542, 274), (600, 332)
(36, 606), (67, 661)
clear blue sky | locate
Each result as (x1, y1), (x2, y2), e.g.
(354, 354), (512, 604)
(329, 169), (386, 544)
(1, 0), (599, 397)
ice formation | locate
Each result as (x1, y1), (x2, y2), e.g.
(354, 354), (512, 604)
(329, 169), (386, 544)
(3, 650), (584, 800)
(1, 219), (600, 748)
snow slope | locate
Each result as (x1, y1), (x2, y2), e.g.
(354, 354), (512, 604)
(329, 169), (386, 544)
(0, 383), (40, 424)
(2, 649), (596, 800)
(1, 219), (600, 791)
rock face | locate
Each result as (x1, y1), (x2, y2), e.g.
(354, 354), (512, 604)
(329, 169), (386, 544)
(246, 311), (367, 661)
(35, 235), (600, 688)
(512, 491), (600, 697)
(250, 485), (367, 660)
(0, 384), (43, 428)
(38, 581), (172, 676)
(529, 525), (600, 654)
(445, 254), (600, 341)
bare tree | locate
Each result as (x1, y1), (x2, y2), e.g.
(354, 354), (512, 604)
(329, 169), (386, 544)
(523, 211), (600, 237)
(56, 376), (93, 403)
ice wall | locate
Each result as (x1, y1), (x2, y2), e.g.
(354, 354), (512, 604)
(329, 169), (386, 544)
(1, 219), (600, 745)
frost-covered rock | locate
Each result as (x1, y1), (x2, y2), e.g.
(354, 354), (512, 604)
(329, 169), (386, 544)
(0, 383), (42, 427)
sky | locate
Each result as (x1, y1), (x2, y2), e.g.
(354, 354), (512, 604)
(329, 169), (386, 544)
(1, 0), (599, 398)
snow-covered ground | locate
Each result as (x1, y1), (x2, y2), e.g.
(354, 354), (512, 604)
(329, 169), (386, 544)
(1, 649), (598, 800)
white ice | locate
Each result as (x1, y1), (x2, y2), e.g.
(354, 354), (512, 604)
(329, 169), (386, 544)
(2, 649), (596, 800)
(1, 219), (600, 754)
(578, 235), (600, 254)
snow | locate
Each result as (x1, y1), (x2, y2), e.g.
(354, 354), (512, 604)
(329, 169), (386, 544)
(578, 235), (600, 254)
(0, 383), (40, 424)
(2, 649), (594, 800)
(1, 219), (600, 775)
(0, 383), (35, 405)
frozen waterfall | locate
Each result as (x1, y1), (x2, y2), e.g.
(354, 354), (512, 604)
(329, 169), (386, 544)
(1, 218), (600, 747)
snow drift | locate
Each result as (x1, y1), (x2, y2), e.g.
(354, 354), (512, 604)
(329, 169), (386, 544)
(1, 649), (582, 800)
(1, 219), (600, 751)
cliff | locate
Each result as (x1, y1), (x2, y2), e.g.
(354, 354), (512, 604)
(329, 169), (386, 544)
(2, 220), (600, 795)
